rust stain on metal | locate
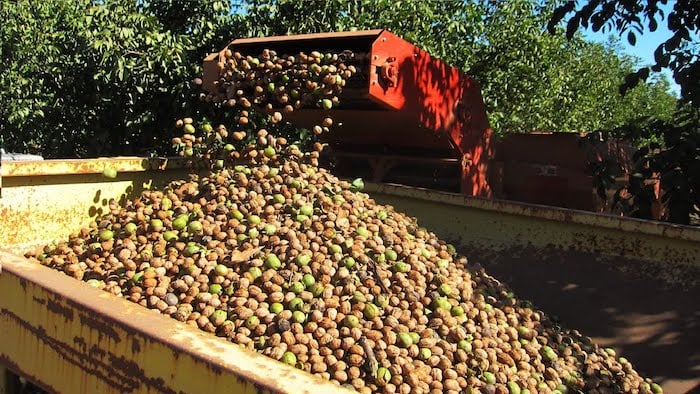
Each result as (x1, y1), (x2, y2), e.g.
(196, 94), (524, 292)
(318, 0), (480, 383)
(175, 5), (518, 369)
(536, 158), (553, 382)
(2, 306), (189, 394)
(79, 312), (121, 343)
(1, 308), (139, 392)
(132, 338), (141, 353)
(46, 297), (74, 321)
(73, 336), (86, 349)
(107, 353), (178, 394)
(89, 344), (107, 359)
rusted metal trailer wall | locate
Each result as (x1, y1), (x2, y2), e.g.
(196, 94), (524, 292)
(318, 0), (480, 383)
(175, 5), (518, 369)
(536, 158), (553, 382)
(364, 183), (698, 269)
(1, 157), (189, 254)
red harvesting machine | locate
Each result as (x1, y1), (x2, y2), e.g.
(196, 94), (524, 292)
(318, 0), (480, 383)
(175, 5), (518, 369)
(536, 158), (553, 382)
(202, 29), (494, 197)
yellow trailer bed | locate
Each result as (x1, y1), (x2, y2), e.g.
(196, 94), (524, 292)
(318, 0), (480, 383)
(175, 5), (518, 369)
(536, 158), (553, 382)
(1, 158), (698, 393)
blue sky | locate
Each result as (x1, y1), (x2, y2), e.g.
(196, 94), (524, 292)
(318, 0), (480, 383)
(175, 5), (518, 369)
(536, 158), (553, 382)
(581, 1), (680, 96)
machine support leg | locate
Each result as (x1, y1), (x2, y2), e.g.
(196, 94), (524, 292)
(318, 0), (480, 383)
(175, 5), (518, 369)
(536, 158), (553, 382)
(368, 157), (398, 183)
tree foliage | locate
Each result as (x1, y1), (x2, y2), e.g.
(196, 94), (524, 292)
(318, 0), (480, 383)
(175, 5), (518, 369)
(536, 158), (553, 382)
(549, 0), (699, 223)
(242, 0), (482, 69)
(0, 0), (238, 158)
(238, 0), (677, 136)
(0, 0), (680, 160)
(549, 0), (700, 107)
(599, 106), (699, 223)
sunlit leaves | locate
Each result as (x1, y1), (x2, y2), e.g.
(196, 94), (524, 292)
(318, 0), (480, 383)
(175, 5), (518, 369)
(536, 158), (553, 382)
(0, 0), (233, 158)
(549, 0), (700, 107)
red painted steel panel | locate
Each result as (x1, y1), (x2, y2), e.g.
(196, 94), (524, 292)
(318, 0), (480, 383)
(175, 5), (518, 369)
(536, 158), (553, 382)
(368, 31), (493, 197)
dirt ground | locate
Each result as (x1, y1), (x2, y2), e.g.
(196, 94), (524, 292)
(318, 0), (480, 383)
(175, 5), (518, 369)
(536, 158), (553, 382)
(466, 245), (700, 394)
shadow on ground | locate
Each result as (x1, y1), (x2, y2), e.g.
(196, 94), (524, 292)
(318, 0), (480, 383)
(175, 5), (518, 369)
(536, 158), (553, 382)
(463, 245), (700, 393)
